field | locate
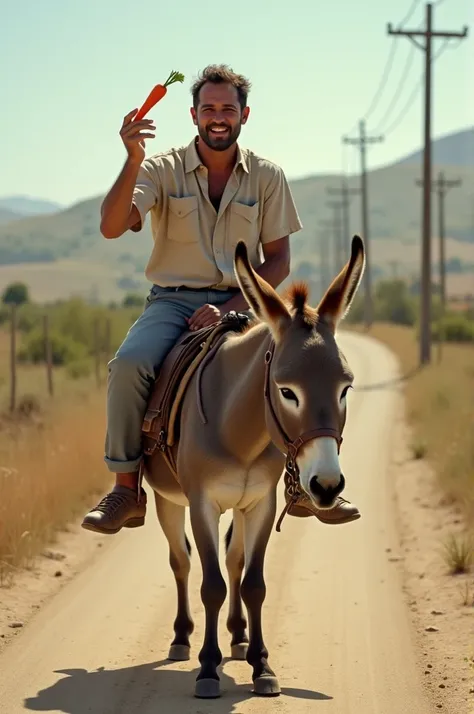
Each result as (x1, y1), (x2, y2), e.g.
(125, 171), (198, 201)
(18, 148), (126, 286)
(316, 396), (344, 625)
(0, 259), (148, 305)
(350, 323), (474, 527)
(0, 314), (119, 585)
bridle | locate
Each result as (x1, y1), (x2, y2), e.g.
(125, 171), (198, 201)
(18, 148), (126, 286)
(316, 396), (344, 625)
(263, 341), (343, 532)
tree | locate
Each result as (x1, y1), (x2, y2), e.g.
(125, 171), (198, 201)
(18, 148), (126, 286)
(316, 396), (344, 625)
(122, 293), (144, 308)
(2, 282), (30, 306)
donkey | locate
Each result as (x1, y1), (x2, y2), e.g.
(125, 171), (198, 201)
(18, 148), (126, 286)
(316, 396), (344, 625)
(143, 235), (365, 699)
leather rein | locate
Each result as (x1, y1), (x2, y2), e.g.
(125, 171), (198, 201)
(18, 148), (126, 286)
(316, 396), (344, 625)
(263, 342), (343, 532)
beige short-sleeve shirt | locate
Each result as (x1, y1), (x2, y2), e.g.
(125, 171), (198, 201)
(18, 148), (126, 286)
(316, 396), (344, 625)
(131, 138), (303, 289)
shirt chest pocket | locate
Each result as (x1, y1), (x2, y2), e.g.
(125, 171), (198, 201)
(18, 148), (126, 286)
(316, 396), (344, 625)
(230, 201), (260, 248)
(167, 195), (200, 243)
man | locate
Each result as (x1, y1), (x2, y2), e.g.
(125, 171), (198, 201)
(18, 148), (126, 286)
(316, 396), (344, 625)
(81, 64), (360, 535)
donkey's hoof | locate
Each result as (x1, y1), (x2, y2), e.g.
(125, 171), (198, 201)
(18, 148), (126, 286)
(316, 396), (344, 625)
(231, 642), (248, 660)
(168, 644), (190, 661)
(195, 678), (221, 699)
(253, 675), (281, 696)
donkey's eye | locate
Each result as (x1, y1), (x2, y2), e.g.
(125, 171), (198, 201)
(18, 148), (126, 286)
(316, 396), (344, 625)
(280, 388), (299, 406)
(341, 385), (353, 401)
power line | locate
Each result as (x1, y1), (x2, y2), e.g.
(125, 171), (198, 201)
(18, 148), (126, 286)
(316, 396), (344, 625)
(361, 40), (398, 124)
(350, 0), (423, 131)
(400, 0), (423, 25)
(380, 40), (451, 137)
(387, 2), (469, 366)
(372, 43), (417, 133)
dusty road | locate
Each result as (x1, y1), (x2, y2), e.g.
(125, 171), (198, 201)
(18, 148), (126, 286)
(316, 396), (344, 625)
(0, 332), (434, 713)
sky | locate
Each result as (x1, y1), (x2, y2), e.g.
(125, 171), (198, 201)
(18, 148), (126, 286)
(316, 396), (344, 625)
(1, 0), (472, 207)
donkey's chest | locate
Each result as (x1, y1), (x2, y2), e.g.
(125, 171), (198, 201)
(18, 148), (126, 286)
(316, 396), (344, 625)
(204, 464), (276, 511)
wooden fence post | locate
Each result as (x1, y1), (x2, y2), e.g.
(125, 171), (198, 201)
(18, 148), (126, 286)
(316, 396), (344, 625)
(9, 304), (17, 412)
(43, 314), (54, 396)
(94, 316), (101, 387)
(104, 318), (111, 365)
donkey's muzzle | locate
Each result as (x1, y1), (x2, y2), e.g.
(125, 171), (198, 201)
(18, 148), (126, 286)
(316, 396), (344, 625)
(309, 472), (345, 508)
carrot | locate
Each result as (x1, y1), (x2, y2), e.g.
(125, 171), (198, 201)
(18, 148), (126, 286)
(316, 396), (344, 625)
(133, 70), (185, 121)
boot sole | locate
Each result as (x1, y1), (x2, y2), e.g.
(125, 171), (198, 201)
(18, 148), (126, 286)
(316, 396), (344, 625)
(81, 516), (145, 535)
(288, 504), (361, 525)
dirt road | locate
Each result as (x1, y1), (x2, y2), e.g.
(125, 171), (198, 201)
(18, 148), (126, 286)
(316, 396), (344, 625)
(0, 332), (434, 713)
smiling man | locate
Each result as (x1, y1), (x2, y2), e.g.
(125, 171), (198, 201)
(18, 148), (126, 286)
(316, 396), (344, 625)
(81, 64), (361, 535)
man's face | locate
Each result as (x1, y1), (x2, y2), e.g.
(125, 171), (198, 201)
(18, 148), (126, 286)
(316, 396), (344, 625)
(191, 82), (250, 151)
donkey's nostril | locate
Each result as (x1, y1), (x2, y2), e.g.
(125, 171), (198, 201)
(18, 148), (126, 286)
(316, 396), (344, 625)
(309, 473), (345, 506)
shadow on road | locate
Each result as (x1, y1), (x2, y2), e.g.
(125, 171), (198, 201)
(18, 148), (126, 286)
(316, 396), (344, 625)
(354, 366), (420, 393)
(23, 658), (332, 713)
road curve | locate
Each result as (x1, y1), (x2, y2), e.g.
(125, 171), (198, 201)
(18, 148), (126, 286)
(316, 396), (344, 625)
(0, 331), (433, 714)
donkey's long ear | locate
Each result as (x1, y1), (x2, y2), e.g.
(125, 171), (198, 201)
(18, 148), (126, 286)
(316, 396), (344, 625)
(317, 235), (365, 332)
(234, 241), (291, 341)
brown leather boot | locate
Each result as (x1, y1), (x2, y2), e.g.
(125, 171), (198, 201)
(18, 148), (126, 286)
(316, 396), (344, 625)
(81, 485), (147, 535)
(286, 490), (361, 525)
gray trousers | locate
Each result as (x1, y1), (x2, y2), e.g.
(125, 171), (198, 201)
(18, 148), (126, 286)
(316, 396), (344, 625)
(104, 285), (240, 473)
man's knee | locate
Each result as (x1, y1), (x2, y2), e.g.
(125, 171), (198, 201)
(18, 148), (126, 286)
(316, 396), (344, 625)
(108, 350), (155, 382)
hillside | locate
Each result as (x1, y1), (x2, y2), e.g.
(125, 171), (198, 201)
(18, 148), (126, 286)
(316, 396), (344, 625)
(0, 208), (22, 225)
(0, 196), (64, 217)
(394, 126), (474, 168)
(0, 129), (473, 303)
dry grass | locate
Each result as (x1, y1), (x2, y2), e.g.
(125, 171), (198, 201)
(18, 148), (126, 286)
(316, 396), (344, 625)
(0, 387), (110, 585)
(442, 533), (474, 575)
(353, 324), (474, 526)
(0, 324), (112, 585)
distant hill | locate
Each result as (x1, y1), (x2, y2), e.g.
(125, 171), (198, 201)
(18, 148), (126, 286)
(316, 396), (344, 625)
(0, 195), (63, 217)
(393, 126), (474, 168)
(0, 128), (472, 303)
(0, 207), (22, 225)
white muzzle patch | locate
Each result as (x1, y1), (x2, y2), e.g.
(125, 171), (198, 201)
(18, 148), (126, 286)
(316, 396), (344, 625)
(296, 436), (342, 498)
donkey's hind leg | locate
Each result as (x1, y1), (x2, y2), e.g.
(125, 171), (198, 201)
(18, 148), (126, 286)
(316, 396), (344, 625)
(224, 510), (249, 660)
(154, 492), (194, 661)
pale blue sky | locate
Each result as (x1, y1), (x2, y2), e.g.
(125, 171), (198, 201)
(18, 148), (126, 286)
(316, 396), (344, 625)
(1, 0), (472, 206)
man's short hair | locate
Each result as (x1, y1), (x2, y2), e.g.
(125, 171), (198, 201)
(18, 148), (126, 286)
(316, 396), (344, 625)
(191, 64), (252, 110)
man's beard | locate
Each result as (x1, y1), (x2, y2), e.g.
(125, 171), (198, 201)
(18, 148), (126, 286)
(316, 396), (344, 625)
(198, 122), (242, 152)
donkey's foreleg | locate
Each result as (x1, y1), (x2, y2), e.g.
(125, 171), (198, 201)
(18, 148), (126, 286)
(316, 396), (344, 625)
(224, 510), (249, 660)
(241, 490), (280, 696)
(154, 493), (194, 661)
(189, 496), (227, 699)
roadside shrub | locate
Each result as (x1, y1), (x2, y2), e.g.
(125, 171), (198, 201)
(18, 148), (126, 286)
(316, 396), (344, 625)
(17, 330), (87, 366)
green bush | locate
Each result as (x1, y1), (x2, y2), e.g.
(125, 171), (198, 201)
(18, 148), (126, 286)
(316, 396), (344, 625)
(0, 305), (9, 326)
(374, 280), (417, 326)
(123, 292), (145, 308)
(17, 330), (87, 366)
(432, 313), (474, 343)
(66, 359), (92, 379)
(345, 279), (417, 326)
(16, 303), (45, 332)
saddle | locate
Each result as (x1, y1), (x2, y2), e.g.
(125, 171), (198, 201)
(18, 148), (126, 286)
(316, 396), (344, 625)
(141, 311), (250, 478)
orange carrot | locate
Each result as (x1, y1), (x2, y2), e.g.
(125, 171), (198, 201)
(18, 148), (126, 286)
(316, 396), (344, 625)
(133, 70), (185, 121)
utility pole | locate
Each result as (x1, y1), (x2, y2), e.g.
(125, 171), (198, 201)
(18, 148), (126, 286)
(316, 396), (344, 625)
(388, 3), (468, 365)
(317, 229), (330, 296)
(326, 179), (361, 257)
(318, 218), (335, 290)
(343, 120), (384, 329)
(389, 260), (400, 279)
(416, 172), (462, 309)
(326, 200), (344, 274)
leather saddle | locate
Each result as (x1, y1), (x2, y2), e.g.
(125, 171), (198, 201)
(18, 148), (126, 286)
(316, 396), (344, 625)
(141, 311), (250, 477)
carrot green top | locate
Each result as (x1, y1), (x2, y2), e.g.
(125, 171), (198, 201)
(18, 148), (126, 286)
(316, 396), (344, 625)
(163, 70), (185, 87)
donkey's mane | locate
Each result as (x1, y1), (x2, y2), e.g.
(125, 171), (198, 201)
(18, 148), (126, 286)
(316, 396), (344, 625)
(282, 281), (319, 327)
